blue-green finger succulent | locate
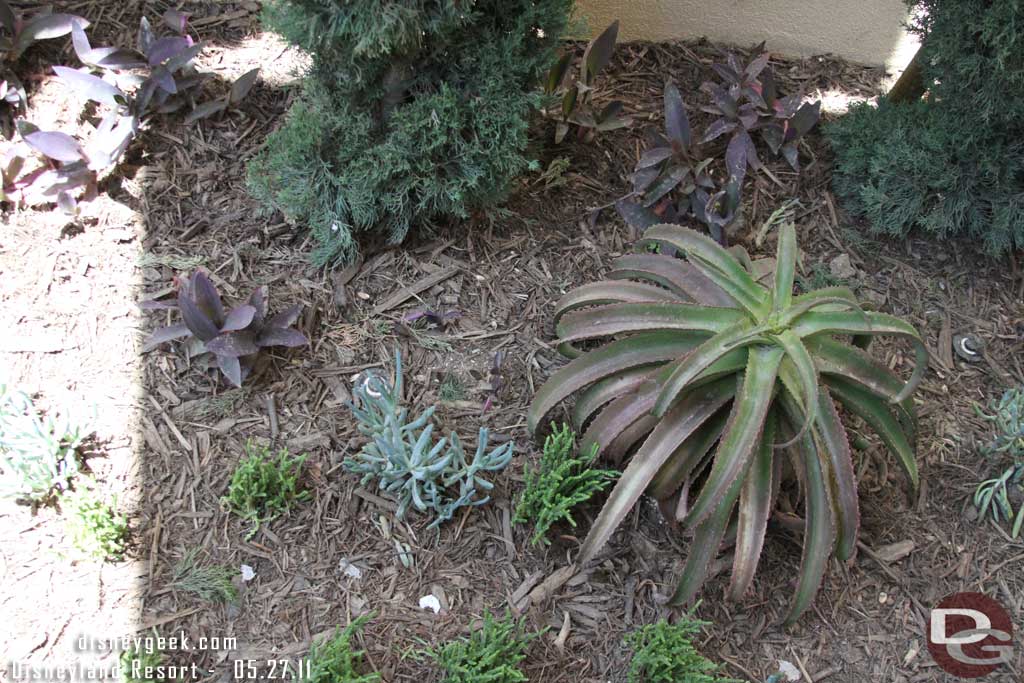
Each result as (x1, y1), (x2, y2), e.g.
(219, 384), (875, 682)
(345, 351), (514, 528)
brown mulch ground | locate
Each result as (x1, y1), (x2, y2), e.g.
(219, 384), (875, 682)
(2, 2), (1024, 682)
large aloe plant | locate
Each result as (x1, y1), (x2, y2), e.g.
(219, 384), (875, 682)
(527, 222), (927, 622)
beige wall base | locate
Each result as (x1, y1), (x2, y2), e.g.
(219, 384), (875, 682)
(577, 0), (918, 71)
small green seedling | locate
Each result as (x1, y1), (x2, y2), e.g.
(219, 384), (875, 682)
(63, 481), (128, 561)
(513, 422), (617, 546)
(305, 614), (380, 683)
(222, 442), (310, 539)
(119, 630), (164, 683)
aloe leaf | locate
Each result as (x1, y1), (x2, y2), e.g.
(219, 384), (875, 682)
(815, 388), (860, 562)
(528, 331), (705, 433)
(781, 409), (836, 624)
(793, 311), (928, 402)
(648, 408), (729, 501)
(578, 378), (733, 565)
(728, 411), (776, 600)
(557, 302), (743, 343)
(605, 413), (662, 465)
(773, 330), (818, 445)
(609, 253), (736, 306)
(824, 375), (918, 492)
(580, 370), (666, 461)
(682, 346), (783, 526)
(638, 224), (767, 315)
(772, 222), (797, 312)
(792, 285), (860, 309)
(653, 320), (754, 418)
(808, 336), (916, 439)
(573, 365), (662, 426)
(553, 280), (678, 320)
(807, 337), (904, 401)
(670, 460), (745, 606)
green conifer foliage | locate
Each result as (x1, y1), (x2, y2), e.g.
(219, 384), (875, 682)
(827, 0), (1024, 255)
(249, 0), (573, 265)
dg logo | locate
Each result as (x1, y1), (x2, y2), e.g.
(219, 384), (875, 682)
(927, 592), (1015, 678)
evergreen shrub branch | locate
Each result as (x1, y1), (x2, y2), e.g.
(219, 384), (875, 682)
(625, 614), (740, 683)
(222, 442), (310, 539)
(429, 610), (537, 683)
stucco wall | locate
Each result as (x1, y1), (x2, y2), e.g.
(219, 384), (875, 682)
(576, 0), (917, 70)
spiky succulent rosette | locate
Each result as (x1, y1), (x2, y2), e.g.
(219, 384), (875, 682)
(527, 222), (927, 622)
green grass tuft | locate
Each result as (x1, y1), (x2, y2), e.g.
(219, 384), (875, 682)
(169, 548), (239, 603)
(306, 614), (380, 683)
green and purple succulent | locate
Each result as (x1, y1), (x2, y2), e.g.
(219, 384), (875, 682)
(142, 270), (307, 387)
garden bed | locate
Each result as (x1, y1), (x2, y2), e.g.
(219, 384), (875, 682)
(2, 2), (1023, 682)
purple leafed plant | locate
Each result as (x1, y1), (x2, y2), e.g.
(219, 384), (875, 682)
(545, 21), (631, 144)
(0, 1), (86, 61)
(141, 271), (308, 387)
(700, 46), (821, 172)
(617, 48), (821, 243)
(2, 10), (259, 213)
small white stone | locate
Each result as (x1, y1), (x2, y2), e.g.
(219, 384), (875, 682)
(777, 660), (801, 682)
(418, 594), (441, 614)
(829, 253), (858, 280)
(339, 559), (363, 579)
(240, 565), (256, 582)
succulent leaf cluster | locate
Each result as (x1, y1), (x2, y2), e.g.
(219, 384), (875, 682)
(972, 387), (1024, 538)
(528, 221), (926, 622)
(0, 385), (89, 502)
(142, 270), (308, 388)
(345, 351), (514, 528)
